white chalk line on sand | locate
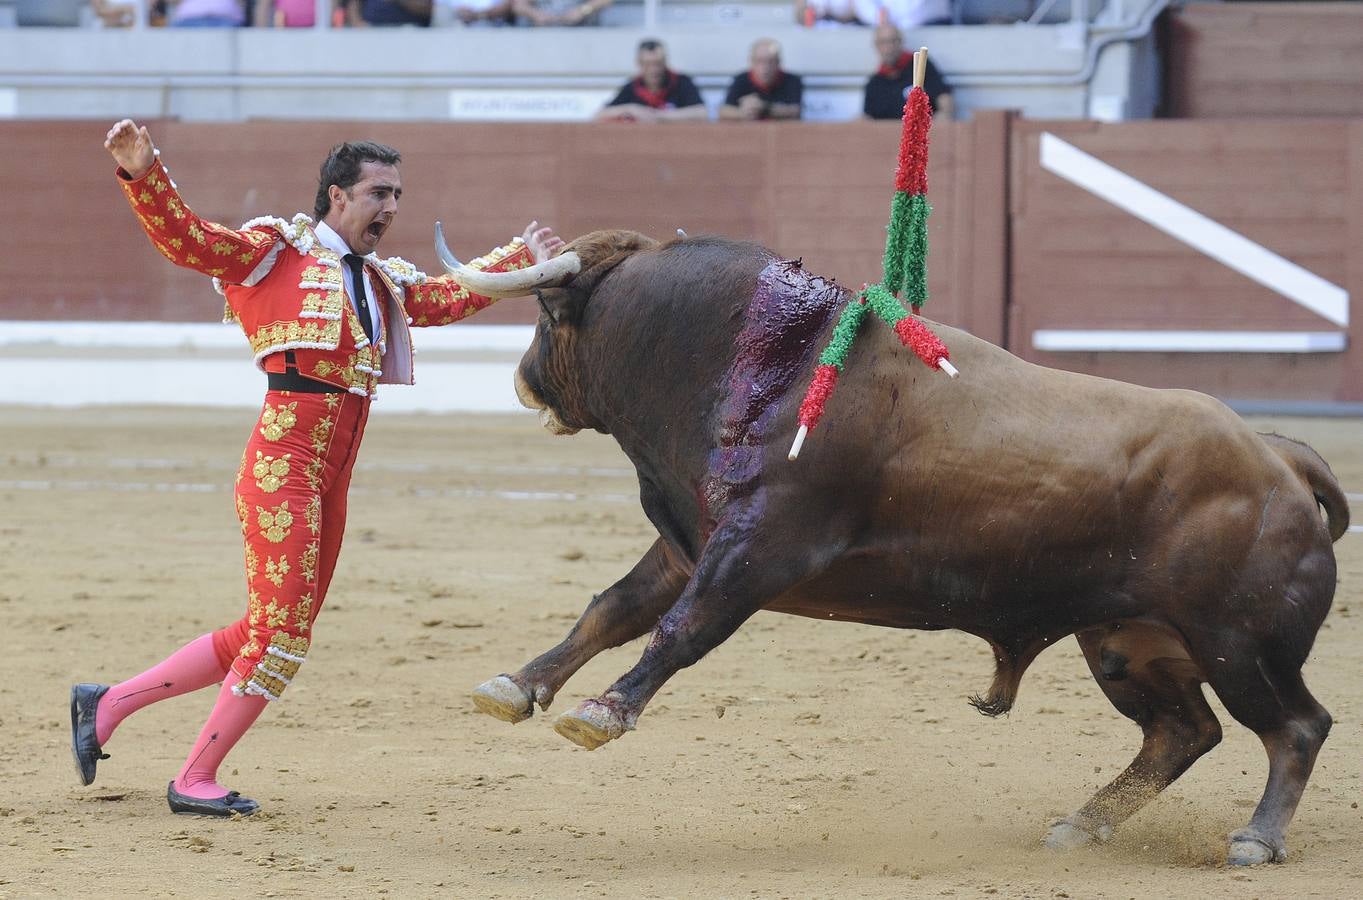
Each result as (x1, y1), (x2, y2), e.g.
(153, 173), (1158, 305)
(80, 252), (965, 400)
(3, 453), (635, 479)
(0, 478), (633, 505)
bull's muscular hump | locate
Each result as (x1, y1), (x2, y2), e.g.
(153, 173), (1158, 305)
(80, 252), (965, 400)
(474, 231), (1348, 868)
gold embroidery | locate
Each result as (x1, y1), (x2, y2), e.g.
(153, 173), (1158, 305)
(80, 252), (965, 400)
(304, 494), (321, 536)
(244, 545), (259, 582)
(211, 239), (235, 257)
(236, 495), (250, 531)
(301, 264), (342, 285)
(308, 417), (334, 454)
(324, 394), (341, 410)
(252, 451), (291, 493)
(300, 540), (319, 584)
(150, 215), (165, 228)
(238, 250), (256, 264)
(246, 318), (344, 358)
(185, 254), (201, 266)
(270, 633), (310, 658)
(264, 599), (289, 629)
(256, 501), (293, 543)
(138, 189), (153, 204)
(260, 401), (299, 441)
(235, 452), (246, 486)
(166, 197), (185, 220)
(264, 554), (291, 587)
(294, 592), (314, 632)
(303, 456), (324, 492)
(189, 222), (205, 245)
(247, 589), (263, 626)
(167, 237), (183, 250)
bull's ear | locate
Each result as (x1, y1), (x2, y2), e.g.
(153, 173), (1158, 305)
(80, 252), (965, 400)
(533, 287), (585, 326)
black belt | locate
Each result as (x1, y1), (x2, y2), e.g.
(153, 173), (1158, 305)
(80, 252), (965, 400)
(267, 351), (346, 394)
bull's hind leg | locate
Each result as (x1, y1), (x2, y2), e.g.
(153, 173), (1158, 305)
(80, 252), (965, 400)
(1045, 623), (1222, 851)
(472, 538), (689, 723)
(1203, 654), (1331, 865)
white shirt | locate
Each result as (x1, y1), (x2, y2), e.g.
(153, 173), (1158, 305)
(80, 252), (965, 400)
(314, 220), (383, 348)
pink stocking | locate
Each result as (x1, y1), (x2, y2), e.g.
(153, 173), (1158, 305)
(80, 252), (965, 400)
(95, 633), (228, 746)
(174, 673), (269, 800)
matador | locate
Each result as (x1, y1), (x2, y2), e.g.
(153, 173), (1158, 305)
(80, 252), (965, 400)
(70, 119), (565, 817)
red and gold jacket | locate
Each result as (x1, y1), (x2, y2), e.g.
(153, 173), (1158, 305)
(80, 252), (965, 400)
(118, 156), (534, 396)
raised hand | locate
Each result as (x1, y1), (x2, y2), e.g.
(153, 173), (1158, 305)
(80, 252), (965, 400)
(522, 220), (566, 263)
(104, 118), (156, 180)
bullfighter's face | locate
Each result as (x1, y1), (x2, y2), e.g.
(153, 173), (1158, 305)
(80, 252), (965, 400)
(329, 161), (401, 255)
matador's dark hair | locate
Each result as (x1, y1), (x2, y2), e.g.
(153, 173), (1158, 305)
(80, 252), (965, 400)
(313, 141), (402, 220)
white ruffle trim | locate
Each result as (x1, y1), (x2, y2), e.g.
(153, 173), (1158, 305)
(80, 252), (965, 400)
(266, 645), (307, 665)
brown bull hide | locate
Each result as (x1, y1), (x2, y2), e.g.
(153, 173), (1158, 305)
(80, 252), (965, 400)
(484, 231), (1348, 867)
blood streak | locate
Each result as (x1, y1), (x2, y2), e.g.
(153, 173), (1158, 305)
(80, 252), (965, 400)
(700, 258), (845, 534)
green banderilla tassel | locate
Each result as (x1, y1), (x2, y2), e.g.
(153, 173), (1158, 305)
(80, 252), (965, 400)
(816, 294), (873, 370)
(900, 193), (931, 309)
(863, 283), (909, 327)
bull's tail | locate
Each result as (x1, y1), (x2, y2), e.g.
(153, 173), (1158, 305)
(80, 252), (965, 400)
(1261, 432), (1350, 542)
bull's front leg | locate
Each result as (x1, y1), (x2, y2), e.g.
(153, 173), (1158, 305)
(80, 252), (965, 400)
(553, 499), (833, 749)
(471, 538), (690, 723)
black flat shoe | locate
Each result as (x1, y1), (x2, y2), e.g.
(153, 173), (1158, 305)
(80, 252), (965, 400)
(70, 683), (110, 787)
(166, 781), (260, 817)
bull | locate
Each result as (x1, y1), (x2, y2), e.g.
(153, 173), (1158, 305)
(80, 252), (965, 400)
(439, 228), (1348, 867)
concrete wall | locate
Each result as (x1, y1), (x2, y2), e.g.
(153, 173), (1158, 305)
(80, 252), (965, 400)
(0, 15), (1162, 123)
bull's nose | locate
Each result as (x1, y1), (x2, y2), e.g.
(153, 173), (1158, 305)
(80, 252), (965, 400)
(513, 368), (544, 411)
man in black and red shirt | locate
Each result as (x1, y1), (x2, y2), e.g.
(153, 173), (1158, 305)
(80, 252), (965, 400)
(864, 23), (955, 121)
(597, 39), (709, 122)
(719, 38), (803, 121)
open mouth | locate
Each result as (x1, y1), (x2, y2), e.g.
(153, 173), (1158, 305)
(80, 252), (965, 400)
(365, 220), (387, 242)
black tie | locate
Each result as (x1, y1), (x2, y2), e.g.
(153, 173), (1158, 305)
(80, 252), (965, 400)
(343, 253), (375, 341)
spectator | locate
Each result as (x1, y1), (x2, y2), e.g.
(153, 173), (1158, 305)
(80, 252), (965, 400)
(719, 38), (803, 122)
(864, 23), (954, 120)
(596, 39), (708, 123)
(347, 0), (432, 25)
(166, 0), (246, 26)
(254, 0), (320, 26)
(794, 0), (858, 26)
(437, 0), (513, 26)
(92, 0), (138, 27)
(513, 0), (612, 27)
(877, 0), (952, 28)
(796, 0), (952, 29)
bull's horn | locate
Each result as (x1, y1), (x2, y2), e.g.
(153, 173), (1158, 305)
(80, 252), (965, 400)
(435, 224), (582, 297)
(433, 221), (463, 269)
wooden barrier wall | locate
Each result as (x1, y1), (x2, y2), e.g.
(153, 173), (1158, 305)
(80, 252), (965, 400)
(1009, 118), (1363, 403)
(3, 118), (1006, 339)
(1165, 3), (1363, 119)
(3, 114), (1360, 403)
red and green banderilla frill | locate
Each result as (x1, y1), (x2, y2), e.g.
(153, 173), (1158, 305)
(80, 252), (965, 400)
(788, 48), (958, 461)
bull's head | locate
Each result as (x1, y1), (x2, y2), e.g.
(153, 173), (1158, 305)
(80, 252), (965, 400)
(436, 226), (659, 435)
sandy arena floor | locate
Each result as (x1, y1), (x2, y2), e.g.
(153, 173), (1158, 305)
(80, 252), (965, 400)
(2, 407), (1360, 898)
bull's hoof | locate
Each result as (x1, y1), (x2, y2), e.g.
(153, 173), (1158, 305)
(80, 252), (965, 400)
(1042, 817), (1112, 851)
(471, 675), (533, 724)
(1227, 829), (1287, 866)
(553, 700), (625, 750)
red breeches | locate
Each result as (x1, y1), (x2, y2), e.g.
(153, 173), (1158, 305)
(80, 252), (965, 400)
(210, 389), (369, 700)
